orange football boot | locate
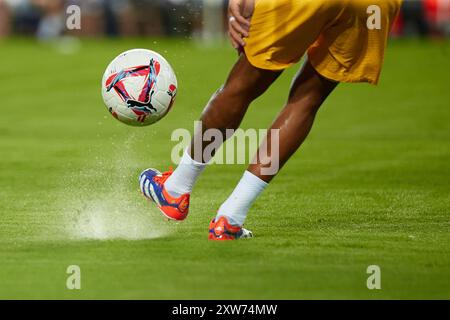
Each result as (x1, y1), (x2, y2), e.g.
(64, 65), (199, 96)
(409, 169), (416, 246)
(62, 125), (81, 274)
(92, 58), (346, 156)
(139, 168), (190, 221)
(208, 216), (253, 240)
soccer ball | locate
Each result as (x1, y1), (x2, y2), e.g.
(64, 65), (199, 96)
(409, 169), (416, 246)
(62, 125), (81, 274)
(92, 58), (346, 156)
(101, 49), (178, 126)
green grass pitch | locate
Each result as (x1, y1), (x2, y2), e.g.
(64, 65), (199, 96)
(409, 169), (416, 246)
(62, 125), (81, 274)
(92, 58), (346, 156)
(0, 38), (449, 299)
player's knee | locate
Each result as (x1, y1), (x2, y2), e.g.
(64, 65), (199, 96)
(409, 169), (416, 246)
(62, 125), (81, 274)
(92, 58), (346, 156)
(206, 84), (253, 118)
(288, 91), (324, 115)
(200, 87), (243, 127)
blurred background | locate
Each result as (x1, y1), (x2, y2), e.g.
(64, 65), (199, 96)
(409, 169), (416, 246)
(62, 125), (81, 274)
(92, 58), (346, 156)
(0, 0), (449, 41)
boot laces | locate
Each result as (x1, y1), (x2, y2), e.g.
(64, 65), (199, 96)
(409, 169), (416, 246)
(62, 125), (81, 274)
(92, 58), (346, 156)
(153, 167), (173, 185)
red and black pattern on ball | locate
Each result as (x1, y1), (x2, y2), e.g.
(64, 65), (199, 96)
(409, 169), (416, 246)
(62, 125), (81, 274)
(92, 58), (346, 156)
(105, 58), (161, 117)
(165, 84), (177, 115)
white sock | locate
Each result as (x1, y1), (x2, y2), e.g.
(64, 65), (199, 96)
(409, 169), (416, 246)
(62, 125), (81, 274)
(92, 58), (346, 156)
(164, 149), (207, 198)
(216, 171), (268, 226)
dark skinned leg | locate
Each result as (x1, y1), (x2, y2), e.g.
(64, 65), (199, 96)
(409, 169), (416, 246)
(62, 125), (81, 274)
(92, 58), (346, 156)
(188, 54), (282, 163)
(248, 59), (338, 182)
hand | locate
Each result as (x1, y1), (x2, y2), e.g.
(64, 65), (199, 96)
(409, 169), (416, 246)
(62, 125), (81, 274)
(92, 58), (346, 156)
(228, 0), (254, 49)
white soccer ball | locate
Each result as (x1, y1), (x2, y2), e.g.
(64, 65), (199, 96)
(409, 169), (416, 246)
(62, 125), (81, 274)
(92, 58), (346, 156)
(101, 49), (178, 126)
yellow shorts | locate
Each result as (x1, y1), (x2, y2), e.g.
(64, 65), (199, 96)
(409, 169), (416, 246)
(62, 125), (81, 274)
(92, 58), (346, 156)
(244, 0), (402, 84)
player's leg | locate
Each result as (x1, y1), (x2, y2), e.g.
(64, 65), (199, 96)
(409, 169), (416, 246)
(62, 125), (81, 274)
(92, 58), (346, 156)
(188, 54), (282, 163)
(140, 54), (281, 221)
(209, 0), (402, 239)
(249, 59), (338, 182)
(211, 59), (338, 237)
(163, 54), (281, 194)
